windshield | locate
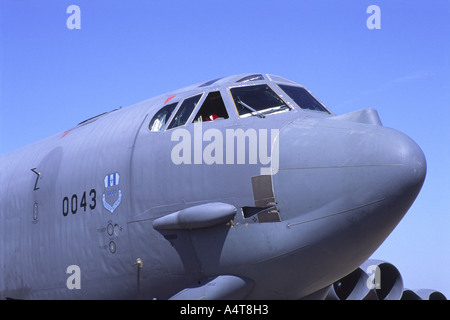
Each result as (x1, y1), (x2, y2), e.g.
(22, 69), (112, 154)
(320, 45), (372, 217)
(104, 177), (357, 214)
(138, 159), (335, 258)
(229, 84), (291, 118)
(167, 94), (203, 130)
(278, 84), (330, 114)
(148, 102), (178, 131)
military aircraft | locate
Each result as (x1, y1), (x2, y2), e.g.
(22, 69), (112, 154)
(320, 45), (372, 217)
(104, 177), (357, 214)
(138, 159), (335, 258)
(0, 73), (443, 300)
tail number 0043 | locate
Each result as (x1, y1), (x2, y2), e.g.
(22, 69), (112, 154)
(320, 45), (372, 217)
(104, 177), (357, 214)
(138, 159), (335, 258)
(62, 189), (96, 216)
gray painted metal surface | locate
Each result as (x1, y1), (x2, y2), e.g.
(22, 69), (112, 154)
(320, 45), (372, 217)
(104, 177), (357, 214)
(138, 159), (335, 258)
(0, 74), (428, 299)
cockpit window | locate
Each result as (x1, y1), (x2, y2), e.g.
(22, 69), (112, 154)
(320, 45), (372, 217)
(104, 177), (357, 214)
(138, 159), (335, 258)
(199, 78), (223, 87)
(236, 74), (264, 83)
(229, 84), (291, 118)
(167, 94), (203, 130)
(278, 85), (330, 114)
(193, 91), (229, 122)
(148, 102), (177, 132)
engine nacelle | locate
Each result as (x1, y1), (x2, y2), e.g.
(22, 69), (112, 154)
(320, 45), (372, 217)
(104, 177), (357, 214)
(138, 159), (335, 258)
(326, 267), (369, 300)
(327, 259), (447, 300)
(401, 289), (447, 300)
(361, 259), (404, 300)
(327, 259), (404, 300)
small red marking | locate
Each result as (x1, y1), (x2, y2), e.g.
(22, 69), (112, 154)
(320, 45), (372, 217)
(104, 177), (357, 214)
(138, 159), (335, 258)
(61, 130), (71, 138)
(164, 95), (176, 104)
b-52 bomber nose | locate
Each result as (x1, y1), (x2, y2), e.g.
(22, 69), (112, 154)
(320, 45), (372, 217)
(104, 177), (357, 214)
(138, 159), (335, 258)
(0, 72), (431, 300)
(272, 112), (426, 262)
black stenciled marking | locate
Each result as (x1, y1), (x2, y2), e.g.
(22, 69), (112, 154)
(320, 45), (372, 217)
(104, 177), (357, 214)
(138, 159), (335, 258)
(62, 189), (97, 216)
(31, 168), (41, 191)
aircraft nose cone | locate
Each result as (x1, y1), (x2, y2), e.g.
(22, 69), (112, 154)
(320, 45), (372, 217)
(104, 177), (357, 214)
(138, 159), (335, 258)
(273, 119), (426, 224)
(383, 129), (426, 198)
(266, 120), (427, 297)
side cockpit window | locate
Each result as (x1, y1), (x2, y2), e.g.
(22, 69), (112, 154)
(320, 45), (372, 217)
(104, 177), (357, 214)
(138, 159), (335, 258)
(278, 85), (330, 114)
(230, 84), (291, 118)
(193, 91), (229, 122)
(167, 94), (203, 130)
(149, 102), (177, 132)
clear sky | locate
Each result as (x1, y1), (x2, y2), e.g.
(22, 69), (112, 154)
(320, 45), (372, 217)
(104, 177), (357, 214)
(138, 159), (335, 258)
(1, 0), (449, 298)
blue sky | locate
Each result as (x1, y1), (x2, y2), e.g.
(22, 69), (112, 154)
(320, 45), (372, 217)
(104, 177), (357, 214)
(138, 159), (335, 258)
(1, 0), (449, 297)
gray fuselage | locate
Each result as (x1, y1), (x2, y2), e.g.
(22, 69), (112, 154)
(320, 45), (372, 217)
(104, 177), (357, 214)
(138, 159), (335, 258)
(0, 74), (426, 299)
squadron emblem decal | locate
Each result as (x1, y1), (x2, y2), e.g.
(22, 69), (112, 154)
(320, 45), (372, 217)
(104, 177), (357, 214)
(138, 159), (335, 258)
(102, 172), (122, 213)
